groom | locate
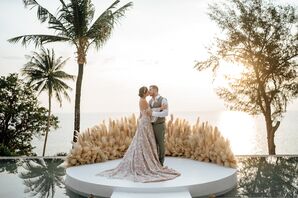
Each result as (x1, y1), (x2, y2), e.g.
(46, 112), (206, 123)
(149, 85), (168, 166)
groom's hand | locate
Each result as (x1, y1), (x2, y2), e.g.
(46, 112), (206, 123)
(147, 109), (152, 116)
(160, 104), (168, 110)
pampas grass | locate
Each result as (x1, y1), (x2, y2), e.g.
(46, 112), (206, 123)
(65, 114), (237, 168)
(166, 115), (237, 167)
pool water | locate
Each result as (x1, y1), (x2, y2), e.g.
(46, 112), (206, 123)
(0, 156), (297, 198)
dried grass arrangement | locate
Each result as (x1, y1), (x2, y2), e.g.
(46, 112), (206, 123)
(65, 114), (237, 168)
(166, 115), (237, 168)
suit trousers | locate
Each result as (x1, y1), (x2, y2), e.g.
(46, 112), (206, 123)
(152, 122), (165, 166)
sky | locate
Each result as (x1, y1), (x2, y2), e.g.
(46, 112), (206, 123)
(0, 0), (297, 113)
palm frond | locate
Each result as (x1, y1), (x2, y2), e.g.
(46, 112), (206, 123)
(111, 1), (133, 23)
(53, 79), (72, 105)
(34, 80), (47, 94)
(23, 0), (71, 37)
(86, 0), (133, 49)
(8, 34), (70, 47)
(21, 48), (74, 104)
(23, 0), (54, 23)
(22, 61), (45, 75)
(54, 78), (73, 91)
(55, 92), (63, 107)
(26, 51), (48, 71)
(53, 57), (70, 71)
(19, 159), (62, 198)
(57, 0), (95, 38)
(21, 69), (46, 84)
(53, 70), (75, 81)
(80, 0), (95, 28)
(58, 0), (67, 9)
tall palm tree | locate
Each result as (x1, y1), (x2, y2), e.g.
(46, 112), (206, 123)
(19, 158), (65, 198)
(8, 0), (133, 142)
(22, 48), (75, 156)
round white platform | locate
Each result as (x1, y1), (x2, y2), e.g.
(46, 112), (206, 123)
(65, 157), (237, 198)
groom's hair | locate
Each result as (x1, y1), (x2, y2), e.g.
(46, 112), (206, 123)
(150, 85), (159, 92)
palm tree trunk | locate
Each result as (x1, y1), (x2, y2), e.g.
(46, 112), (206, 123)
(42, 92), (51, 156)
(73, 63), (84, 142)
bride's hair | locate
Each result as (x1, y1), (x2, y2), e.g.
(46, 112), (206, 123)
(138, 86), (148, 97)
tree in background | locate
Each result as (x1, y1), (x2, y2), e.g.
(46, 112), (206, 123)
(22, 48), (74, 156)
(8, 0), (133, 142)
(196, 0), (298, 154)
(0, 73), (58, 156)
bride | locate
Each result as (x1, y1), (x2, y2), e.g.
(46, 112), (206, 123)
(97, 86), (180, 183)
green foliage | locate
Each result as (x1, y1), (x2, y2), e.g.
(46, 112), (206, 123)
(22, 48), (74, 106)
(8, 0), (133, 140)
(8, 0), (133, 51)
(196, 0), (297, 123)
(0, 73), (59, 156)
(196, 0), (297, 154)
(0, 144), (14, 156)
(22, 48), (74, 156)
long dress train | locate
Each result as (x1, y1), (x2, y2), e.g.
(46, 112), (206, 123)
(97, 108), (180, 183)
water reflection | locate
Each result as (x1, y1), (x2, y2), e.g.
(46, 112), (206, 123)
(0, 159), (19, 173)
(225, 156), (298, 197)
(19, 158), (65, 198)
(0, 157), (297, 197)
(65, 187), (87, 198)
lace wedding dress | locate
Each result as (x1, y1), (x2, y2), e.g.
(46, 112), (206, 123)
(97, 108), (181, 183)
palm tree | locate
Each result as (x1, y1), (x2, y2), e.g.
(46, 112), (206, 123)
(8, 0), (133, 142)
(22, 48), (75, 156)
(19, 158), (65, 198)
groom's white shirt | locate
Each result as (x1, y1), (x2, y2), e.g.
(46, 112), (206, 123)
(151, 95), (169, 119)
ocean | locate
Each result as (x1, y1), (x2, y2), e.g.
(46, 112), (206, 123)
(31, 111), (298, 156)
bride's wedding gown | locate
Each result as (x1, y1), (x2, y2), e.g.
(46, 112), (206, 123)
(97, 108), (181, 183)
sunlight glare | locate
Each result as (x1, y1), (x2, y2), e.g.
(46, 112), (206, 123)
(217, 111), (258, 155)
(213, 61), (246, 88)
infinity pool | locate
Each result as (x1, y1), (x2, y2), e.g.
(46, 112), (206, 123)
(0, 156), (297, 197)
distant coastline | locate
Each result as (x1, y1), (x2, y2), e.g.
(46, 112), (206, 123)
(31, 111), (298, 156)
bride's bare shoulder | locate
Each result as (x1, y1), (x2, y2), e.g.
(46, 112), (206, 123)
(139, 98), (148, 108)
(139, 98), (147, 102)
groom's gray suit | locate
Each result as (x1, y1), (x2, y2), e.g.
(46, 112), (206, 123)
(149, 95), (168, 166)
